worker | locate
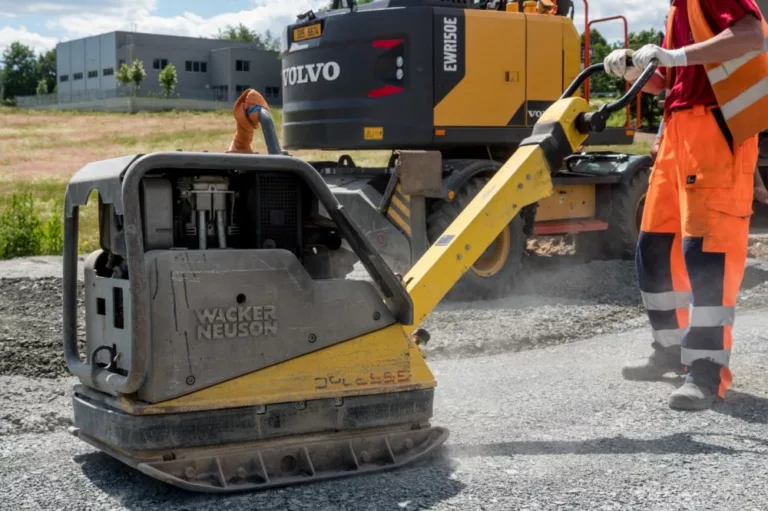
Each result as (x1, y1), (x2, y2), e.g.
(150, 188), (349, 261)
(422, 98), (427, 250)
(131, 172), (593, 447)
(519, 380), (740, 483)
(603, 0), (768, 410)
(652, 118), (768, 206)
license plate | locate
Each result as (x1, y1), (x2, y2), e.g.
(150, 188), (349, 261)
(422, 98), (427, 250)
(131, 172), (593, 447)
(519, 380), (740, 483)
(293, 23), (322, 42)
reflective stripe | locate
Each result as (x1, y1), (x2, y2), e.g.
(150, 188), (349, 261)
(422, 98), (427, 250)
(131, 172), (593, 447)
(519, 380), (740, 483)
(681, 347), (730, 367)
(641, 290), (691, 311)
(720, 76), (768, 120)
(689, 306), (735, 327)
(707, 38), (768, 85)
(652, 328), (685, 347)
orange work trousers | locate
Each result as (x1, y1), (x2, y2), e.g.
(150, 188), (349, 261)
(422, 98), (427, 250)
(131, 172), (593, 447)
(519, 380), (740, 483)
(636, 105), (758, 398)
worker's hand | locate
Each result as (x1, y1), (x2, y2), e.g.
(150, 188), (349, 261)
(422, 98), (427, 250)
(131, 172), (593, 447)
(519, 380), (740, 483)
(603, 49), (641, 81)
(756, 185), (768, 205)
(632, 44), (687, 70)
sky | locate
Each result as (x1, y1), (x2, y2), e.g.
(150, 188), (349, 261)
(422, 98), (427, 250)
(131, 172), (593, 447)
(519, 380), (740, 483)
(0, 0), (670, 58)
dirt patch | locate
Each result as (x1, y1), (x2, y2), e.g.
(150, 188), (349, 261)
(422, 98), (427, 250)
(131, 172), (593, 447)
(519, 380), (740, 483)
(0, 278), (85, 379)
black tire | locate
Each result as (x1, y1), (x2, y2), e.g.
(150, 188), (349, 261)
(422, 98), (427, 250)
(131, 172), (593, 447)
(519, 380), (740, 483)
(575, 162), (650, 261)
(426, 176), (527, 301)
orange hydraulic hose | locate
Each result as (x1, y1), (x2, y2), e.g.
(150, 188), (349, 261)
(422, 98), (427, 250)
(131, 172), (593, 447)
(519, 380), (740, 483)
(227, 88), (270, 154)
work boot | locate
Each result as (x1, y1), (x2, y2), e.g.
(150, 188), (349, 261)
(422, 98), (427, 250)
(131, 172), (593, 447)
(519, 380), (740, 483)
(668, 359), (721, 411)
(621, 342), (684, 381)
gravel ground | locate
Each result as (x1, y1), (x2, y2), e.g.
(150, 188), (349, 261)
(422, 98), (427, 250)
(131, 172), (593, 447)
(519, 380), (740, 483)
(2, 311), (768, 510)
(1, 237), (768, 510)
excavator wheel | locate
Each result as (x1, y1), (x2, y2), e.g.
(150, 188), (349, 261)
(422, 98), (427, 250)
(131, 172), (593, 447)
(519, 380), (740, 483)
(575, 161), (651, 261)
(427, 176), (527, 301)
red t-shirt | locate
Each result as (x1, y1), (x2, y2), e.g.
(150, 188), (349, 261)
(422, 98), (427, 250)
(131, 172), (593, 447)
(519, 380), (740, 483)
(662, 0), (763, 111)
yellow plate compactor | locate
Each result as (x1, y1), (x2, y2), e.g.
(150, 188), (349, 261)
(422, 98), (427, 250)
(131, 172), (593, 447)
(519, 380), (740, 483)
(62, 58), (656, 492)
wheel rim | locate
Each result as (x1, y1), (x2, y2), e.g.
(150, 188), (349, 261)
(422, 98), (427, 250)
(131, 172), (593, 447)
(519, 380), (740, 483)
(471, 228), (512, 278)
(635, 193), (647, 236)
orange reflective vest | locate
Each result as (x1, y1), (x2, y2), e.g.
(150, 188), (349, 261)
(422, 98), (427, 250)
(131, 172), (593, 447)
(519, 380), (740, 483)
(664, 0), (768, 144)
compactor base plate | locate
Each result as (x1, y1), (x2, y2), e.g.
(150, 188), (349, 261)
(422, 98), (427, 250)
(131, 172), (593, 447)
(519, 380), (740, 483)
(71, 424), (448, 492)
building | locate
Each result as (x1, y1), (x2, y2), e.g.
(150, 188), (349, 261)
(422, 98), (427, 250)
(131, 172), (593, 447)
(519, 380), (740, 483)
(55, 31), (283, 105)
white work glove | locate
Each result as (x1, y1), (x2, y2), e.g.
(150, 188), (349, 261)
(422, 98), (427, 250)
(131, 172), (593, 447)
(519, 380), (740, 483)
(632, 44), (687, 70)
(603, 49), (642, 81)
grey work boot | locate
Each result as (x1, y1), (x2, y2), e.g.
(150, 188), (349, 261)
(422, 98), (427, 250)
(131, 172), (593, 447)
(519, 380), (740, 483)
(668, 360), (720, 411)
(622, 342), (685, 381)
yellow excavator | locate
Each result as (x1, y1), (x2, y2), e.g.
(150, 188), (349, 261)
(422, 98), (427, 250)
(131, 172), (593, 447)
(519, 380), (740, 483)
(61, 48), (658, 491)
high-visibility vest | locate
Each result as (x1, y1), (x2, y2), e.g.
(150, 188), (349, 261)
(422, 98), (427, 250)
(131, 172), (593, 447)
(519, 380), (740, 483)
(664, 0), (768, 144)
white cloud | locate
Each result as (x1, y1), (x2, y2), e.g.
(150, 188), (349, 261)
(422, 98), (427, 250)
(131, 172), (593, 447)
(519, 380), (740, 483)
(572, 0), (669, 43)
(48, 0), (329, 42)
(0, 26), (57, 57)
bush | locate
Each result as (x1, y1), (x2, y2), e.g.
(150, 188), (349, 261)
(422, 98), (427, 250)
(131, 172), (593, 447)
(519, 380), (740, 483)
(0, 191), (64, 259)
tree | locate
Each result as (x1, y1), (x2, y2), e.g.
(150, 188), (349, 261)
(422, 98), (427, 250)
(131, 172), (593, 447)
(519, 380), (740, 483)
(129, 59), (146, 95)
(217, 23), (280, 51)
(158, 64), (177, 97)
(115, 59), (146, 96)
(580, 29), (617, 94)
(116, 62), (132, 90)
(36, 49), (56, 95)
(35, 78), (48, 96)
(0, 42), (38, 101)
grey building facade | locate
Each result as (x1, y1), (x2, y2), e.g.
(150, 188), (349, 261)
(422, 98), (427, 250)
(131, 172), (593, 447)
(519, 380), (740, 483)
(55, 31), (282, 104)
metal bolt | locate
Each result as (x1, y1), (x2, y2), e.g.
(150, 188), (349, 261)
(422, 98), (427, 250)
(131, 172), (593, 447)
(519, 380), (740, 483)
(373, 311), (381, 320)
(518, 183), (524, 189)
(236, 467), (247, 479)
(186, 376), (195, 385)
(456, 254), (463, 261)
(309, 334), (317, 343)
(404, 438), (414, 450)
(162, 453), (175, 462)
(361, 451), (372, 463)
(465, 244), (471, 251)
(333, 397), (344, 407)
(513, 204), (518, 209)
(526, 174), (531, 180)
(296, 401), (306, 410)
(185, 466), (196, 479)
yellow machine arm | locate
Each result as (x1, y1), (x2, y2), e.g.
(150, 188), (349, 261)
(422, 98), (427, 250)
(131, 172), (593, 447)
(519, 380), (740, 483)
(402, 58), (659, 335)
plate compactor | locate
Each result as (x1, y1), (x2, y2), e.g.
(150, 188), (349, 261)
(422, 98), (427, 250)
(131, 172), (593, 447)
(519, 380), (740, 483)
(62, 59), (657, 492)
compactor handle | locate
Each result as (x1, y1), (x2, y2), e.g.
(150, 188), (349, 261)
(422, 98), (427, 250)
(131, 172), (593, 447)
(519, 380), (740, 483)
(571, 57), (659, 134)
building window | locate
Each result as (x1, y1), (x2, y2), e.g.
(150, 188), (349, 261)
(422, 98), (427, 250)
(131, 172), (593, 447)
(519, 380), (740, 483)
(60, 75), (69, 82)
(88, 70), (98, 78)
(235, 85), (249, 95)
(153, 58), (169, 70)
(235, 60), (250, 72)
(118, 59), (125, 68)
(73, 72), (83, 80)
(103, 67), (114, 76)
(185, 60), (206, 73)
(265, 86), (280, 98)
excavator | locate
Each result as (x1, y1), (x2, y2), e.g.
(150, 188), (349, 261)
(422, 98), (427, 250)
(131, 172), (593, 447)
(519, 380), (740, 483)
(60, 0), (659, 491)
(280, 0), (654, 300)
